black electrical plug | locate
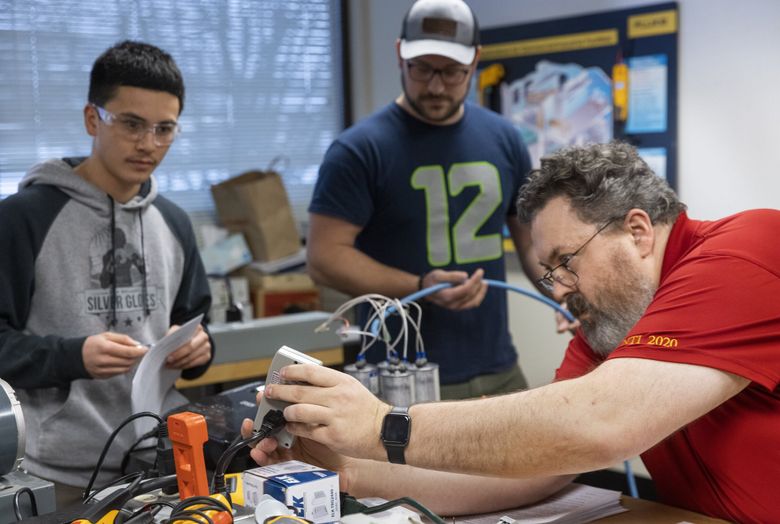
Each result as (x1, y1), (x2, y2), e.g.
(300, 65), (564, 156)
(212, 409), (287, 502)
(153, 422), (178, 494)
(340, 492), (369, 516)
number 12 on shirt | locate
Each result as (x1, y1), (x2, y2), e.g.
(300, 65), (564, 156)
(411, 162), (503, 266)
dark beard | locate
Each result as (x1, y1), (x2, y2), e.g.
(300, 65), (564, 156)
(401, 77), (465, 123)
(566, 256), (656, 356)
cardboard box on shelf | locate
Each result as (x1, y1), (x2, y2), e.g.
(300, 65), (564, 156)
(210, 170), (302, 262)
(241, 269), (320, 318)
(199, 233), (252, 276)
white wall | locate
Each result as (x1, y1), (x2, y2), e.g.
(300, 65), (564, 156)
(347, 0), (780, 479)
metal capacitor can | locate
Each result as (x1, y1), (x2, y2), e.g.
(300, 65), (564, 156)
(409, 361), (440, 403)
(379, 367), (416, 407)
(343, 362), (380, 395)
(376, 360), (390, 398)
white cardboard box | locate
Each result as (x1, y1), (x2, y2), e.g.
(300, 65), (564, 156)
(209, 301), (252, 323)
(208, 276), (250, 306)
(243, 460), (340, 523)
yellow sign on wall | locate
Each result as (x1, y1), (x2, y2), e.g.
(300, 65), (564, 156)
(481, 29), (618, 62)
(628, 9), (678, 38)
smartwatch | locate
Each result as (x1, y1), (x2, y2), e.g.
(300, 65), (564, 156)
(380, 406), (411, 464)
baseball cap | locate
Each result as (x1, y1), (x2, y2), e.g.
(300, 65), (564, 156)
(399, 0), (480, 65)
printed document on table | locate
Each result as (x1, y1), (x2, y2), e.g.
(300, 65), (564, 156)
(131, 314), (204, 426)
(456, 483), (626, 524)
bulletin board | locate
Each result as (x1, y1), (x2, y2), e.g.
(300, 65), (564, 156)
(477, 3), (678, 188)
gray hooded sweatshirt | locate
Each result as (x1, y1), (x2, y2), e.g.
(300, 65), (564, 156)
(0, 158), (212, 487)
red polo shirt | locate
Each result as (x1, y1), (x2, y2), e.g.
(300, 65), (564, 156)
(556, 211), (780, 523)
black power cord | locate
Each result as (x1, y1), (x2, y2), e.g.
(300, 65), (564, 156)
(120, 425), (160, 475)
(78, 473), (146, 523)
(121, 505), (163, 524)
(79, 474), (180, 524)
(83, 471), (144, 504)
(13, 486), (38, 520)
(167, 494), (231, 524)
(340, 492), (445, 524)
(151, 422), (179, 494)
(83, 411), (164, 501)
(211, 409), (286, 503)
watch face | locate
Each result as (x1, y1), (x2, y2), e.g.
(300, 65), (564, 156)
(381, 413), (411, 445)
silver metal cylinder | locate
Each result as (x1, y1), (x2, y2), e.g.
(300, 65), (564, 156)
(379, 367), (415, 407)
(343, 362), (380, 395)
(376, 359), (390, 398)
(0, 379), (25, 475)
(409, 362), (440, 403)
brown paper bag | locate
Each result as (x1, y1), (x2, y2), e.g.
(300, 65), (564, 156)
(211, 170), (301, 262)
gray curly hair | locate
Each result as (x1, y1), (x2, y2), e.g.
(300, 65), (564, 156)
(516, 141), (685, 226)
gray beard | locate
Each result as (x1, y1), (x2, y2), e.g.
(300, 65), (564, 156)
(566, 258), (656, 356)
(581, 300), (650, 356)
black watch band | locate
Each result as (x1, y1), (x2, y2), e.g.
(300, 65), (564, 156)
(385, 441), (406, 464)
(381, 406), (411, 464)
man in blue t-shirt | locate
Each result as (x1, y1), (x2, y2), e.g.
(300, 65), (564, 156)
(308, 0), (538, 398)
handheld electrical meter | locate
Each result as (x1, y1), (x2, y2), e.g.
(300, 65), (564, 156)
(253, 346), (323, 448)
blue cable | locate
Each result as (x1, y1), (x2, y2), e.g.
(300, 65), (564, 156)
(484, 279), (575, 322)
(624, 459), (639, 498)
(364, 280), (574, 360)
(367, 279), (575, 349)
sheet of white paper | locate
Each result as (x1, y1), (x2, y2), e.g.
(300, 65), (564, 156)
(456, 483), (626, 524)
(131, 314), (204, 425)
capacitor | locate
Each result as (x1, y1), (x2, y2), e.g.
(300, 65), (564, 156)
(379, 364), (415, 407)
(343, 361), (379, 395)
(409, 361), (440, 403)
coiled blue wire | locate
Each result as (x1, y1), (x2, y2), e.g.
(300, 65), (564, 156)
(401, 279), (576, 322)
(367, 280), (574, 355)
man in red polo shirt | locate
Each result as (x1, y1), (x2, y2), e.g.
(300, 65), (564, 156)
(246, 141), (779, 523)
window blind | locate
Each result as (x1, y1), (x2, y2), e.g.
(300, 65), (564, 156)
(0, 0), (345, 227)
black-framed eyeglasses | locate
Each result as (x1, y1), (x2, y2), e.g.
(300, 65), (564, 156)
(92, 104), (181, 146)
(537, 219), (618, 293)
(405, 60), (470, 86)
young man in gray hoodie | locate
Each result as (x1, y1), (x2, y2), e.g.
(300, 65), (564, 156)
(0, 41), (213, 505)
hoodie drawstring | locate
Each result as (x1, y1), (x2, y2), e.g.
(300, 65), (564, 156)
(109, 197), (118, 328)
(139, 211), (150, 317)
(107, 197), (150, 328)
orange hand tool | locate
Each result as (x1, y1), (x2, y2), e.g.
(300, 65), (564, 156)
(167, 411), (210, 499)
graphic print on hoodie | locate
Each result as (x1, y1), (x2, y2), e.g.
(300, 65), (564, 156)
(89, 220), (157, 327)
(0, 157), (212, 487)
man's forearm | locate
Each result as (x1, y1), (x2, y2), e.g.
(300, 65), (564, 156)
(349, 459), (575, 516)
(404, 382), (627, 477)
(275, 345), (746, 487)
(308, 244), (418, 298)
(394, 358), (746, 478)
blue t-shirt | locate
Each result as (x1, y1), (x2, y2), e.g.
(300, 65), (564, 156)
(309, 102), (531, 384)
